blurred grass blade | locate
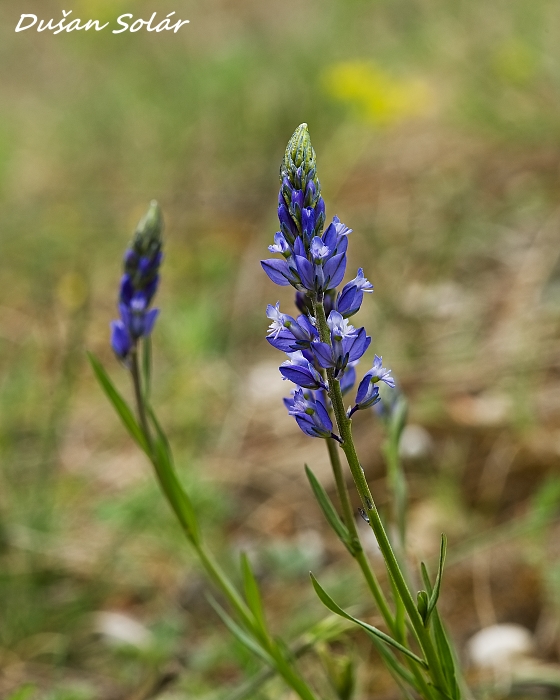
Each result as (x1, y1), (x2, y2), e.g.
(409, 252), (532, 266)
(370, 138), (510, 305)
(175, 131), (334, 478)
(207, 594), (273, 666)
(305, 465), (352, 550)
(87, 352), (149, 452)
(310, 574), (427, 668)
(225, 615), (354, 700)
(426, 535), (447, 623)
(240, 552), (267, 636)
(6, 687), (36, 700)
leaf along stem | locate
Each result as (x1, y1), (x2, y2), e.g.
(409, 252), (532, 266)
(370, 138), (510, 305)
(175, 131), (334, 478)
(313, 300), (452, 699)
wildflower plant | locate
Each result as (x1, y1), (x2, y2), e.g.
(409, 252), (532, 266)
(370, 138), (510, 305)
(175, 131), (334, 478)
(262, 124), (465, 700)
(91, 130), (467, 700)
(90, 202), (348, 700)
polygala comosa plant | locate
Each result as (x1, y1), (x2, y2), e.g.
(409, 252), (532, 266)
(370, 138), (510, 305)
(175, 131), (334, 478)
(91, 126), (467, 700)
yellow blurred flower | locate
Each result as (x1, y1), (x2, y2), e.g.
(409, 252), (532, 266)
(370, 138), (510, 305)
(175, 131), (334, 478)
(73, 0), (127, 23)
(57, 272), (88, 312)
(323, 60), (432, 127)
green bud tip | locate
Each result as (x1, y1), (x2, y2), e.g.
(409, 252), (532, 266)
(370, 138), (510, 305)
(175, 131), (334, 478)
(133, 200), (163, 254)
(281, 123), (317, 181)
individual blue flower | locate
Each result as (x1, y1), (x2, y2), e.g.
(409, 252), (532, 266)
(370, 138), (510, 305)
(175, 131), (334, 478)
(366, 355), (395, 388)
(322, 216), (351, 257)
(261, 257), (302, 288)
(268, 232), (292, 257)
(311, 311), (371, 377)
(348, 355), (395, 417)
(348, 383), (380, 417)
(111, 320), (132, 361)
(284, 388), (339, 440)
(119, 294), (159, 340)
(337, 268), (374, 318)
(279, 351), (327, 390)
(266, 303), (318, 352)
(292, 244), (347, 294)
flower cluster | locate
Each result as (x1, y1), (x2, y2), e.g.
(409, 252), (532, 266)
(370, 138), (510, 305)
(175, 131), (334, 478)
(111, 201), (163, 363)
(262, 125), (394, 439)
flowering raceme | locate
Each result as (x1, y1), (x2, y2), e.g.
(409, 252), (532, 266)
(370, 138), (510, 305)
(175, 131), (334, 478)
(110, 201), (163, 362)
(262, 124), (393, 438)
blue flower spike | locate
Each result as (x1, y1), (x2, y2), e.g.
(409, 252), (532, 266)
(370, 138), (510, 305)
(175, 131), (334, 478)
(110, 201), (163, 363)
(262, 124), (394, 439)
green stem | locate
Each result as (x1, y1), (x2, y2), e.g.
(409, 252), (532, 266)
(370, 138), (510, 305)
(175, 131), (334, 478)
(130, 348), (319, 700)
(325, 438), (437, 700)
(314, 301), (450, 698)
(325, 437), (395, 634)
(131, 347), (153, 453)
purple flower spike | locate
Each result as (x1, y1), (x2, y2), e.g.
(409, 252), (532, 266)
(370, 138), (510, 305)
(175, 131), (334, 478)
(262, 125), (395, 440)
(111, 201), (163, 362)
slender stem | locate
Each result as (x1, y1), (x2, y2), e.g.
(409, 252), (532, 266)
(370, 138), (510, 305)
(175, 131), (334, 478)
(131, 347), (153, 453)
(325, 439), (436, 700)
(129, 348), (319, 700)
(325, 437), (395, 634)
(313, 301), (450, 697)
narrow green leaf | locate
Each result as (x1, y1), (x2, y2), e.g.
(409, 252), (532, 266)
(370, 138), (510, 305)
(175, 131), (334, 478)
(426, 534), (447, 622)
(207, 595), (273, 666)
(365, 631), (418, 689)
(149, 422), (200, 544)
(240, 552), (267, 635)
(420, 561), (431, 592)
(147, 403), (172, 456)
(431, 611), (460, 700)
(310, 574), (427, 669)
(305, 465), (353, 550)
(421, 562), (460, 699)
(428, 684), (455, 700)
(87, 352), (149, 452)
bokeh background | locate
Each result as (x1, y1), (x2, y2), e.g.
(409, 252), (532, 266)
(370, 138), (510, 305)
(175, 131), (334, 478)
(2, 0), (560, 698)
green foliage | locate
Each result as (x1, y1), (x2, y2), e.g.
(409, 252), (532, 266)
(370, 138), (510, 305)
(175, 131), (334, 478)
(87, 352), (148, 452)
(240, 552), (267, 637)
(310, 574), (427, 668)
(417, 535), (447, 627)
(305, 465), (356, 554)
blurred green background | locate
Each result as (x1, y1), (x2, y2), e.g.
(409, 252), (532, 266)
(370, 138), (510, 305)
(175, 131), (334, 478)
(1, 0), (560, 698)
